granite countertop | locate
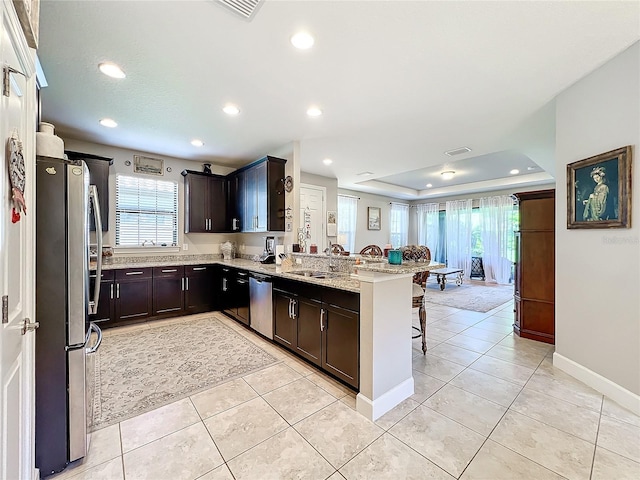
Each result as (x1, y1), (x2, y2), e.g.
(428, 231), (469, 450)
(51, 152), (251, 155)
(91, 255), (443, 293)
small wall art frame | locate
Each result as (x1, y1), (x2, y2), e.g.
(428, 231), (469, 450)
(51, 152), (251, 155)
(566, 145), (632, 229)
(368, 206), (381, 230)
(133, 155), (164, 176)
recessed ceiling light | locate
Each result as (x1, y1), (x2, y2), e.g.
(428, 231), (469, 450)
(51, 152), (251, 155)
(291, 31), (314, 50)
(191, 139), (204, 147)
(307, 106), (322, 117)
(98, 62), (125, 79)
(223, 104), (240, 115)
(441, 170), (455, 180)
(426, 183), (433, 188)
(510, 169), (520, 175)
(323, 158), (333, 165)
(99, 118), (117, 128)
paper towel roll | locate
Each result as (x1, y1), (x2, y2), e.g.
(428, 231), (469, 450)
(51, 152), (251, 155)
(275, 244), (285, 265)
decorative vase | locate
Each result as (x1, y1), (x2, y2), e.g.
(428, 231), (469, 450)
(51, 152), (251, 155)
(220, 241), (235, 260)
(36, 122), (65, 158)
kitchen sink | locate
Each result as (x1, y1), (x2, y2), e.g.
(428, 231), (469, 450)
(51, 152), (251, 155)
(288, 270), (341, 279)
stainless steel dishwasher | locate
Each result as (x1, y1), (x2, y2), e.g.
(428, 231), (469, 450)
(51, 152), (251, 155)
(249, 273), (273, 339)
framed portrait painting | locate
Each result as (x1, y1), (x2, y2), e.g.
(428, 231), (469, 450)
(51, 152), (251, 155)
(567, 145), (632, 229)
(368, 207), (381, 230)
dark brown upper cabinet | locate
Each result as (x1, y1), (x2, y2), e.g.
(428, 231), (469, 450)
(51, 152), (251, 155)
(234, 156), (286, 232)
(182, 171), (228, 233)
(65, 150), (112, 231)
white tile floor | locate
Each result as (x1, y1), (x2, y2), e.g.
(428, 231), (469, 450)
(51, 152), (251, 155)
(50, 301), (640, 480)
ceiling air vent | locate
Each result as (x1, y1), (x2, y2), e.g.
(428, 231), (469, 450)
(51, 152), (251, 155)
(217, 0), (264, 20)
(444, 146), (472, 156)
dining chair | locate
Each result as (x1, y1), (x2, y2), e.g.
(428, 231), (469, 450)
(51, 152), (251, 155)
(359, 244), (383, 257)
(399, 245), (431, 354)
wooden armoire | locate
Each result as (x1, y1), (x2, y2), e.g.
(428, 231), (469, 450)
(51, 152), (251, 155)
(513, 189), (555, 344)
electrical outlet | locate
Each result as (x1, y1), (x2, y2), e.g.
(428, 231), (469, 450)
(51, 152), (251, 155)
(182, 243), (188, 251)
(286, 222), (292, 232)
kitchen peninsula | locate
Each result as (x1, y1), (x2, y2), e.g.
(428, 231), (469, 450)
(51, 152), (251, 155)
(92, 254), (443, 420)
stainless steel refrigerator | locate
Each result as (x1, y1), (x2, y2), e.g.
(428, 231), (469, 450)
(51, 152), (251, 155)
(35, 156), (104, 476)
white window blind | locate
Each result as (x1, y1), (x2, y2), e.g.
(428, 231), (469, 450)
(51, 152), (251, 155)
(116, 175), (178, 247)
(389, 202), (409, 247)
(337, 194), (358, 252)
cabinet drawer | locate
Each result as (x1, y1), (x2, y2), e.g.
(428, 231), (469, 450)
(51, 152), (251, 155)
(153, 266), (185, 278)
(185, 264), (213, 275)
(90, 269), (114, 281)
(116, 267), (153, 280)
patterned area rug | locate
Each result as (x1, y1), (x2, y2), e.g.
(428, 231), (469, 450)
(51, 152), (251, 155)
(423, 279), (514, 313)
(91, 315), (277, 431)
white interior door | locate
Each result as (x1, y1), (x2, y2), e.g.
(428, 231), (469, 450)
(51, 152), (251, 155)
(0, 3), (37, 479)
(299, 185), (326, 253)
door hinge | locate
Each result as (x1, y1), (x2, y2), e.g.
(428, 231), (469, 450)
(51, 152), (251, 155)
(22, 318), (40, 335)
(2, 295), (8, 324)
(3, 65), (25, 97)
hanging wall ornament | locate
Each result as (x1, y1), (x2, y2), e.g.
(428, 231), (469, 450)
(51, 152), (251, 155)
(7, 132), (26, 223)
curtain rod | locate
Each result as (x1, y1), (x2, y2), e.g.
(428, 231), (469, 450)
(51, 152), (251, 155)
(389, 202), (409, 206)
(339, 194), (360, 199)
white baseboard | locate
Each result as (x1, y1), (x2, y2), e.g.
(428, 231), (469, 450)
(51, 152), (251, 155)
(356, 377), (414, 421)
(553, 352), (640, 416)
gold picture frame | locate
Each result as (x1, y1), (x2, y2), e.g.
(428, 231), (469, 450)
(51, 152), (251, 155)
(567, 145), (632, 229)
(133, 155), (164, 176)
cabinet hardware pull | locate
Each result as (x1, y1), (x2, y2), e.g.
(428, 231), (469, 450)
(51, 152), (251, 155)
(162, 269), (177, 273)
(181, 277), (185, 291)
(116, 283), (120, 299)
(110, 284), (114, 299)
(222, 278), (227, 291)
(192, 267), (206, 271)
(292, 300), (296, 319)
(186, 277), (189, 290)
(288, 298), (293, 319)
(320, 308), (325, 331)
(126, 271), (143, 275)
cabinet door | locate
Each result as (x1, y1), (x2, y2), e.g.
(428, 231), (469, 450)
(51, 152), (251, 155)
(273, 290), (296, 348)
(236, 170), (250, 232)
(295, 297), (322, 366)
(152, 266), (185, 316)
(322, 304), (359, 388)
(235, 271), (250, 324)
(227, 174), (240, 231)
(219, 267), (236, 312)
(89, 271), (114, 324)
(185, 265), (214, 314)
(184, 174), (208, 233)
(254, 161), (268, 231)
(115, 276), (153, 322)
(208, 177), (227, 232)
(84, 158), (110, 232)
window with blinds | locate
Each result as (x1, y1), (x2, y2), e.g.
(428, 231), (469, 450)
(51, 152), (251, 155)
(115, 175), (178, 247)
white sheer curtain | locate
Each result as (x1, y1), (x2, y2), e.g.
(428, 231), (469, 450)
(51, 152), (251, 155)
(445, 199), (473, 278)
(337, 195), (358, 252)
(416, 203), (440, 257)
(480, 195), (516, 284)
(389, 203), (409, 247)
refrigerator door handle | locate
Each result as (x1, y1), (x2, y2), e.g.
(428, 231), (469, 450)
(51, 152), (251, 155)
(89, 185), (103, 315)
(85, 322), (103, 354)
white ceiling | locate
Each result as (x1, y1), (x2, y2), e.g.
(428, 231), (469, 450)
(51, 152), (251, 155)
(37, 0), (639, 200)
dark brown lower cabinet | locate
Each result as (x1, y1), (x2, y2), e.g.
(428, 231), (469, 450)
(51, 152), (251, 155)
(115, 268), (153, 322)
(322, 303), (359, 387)
(272, 279), (360, 389)
(185, 265), (214, 314)
(295, 297), (323, 365)
(273, 289), (296, 348)
(153, 266), (185, 317)
(89, 270), (115, 325)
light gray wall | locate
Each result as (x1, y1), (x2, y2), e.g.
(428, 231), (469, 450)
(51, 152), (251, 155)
(63, 138), (237, 256)
(338, 188), (400, 252)
(555, 42), (640, 396)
